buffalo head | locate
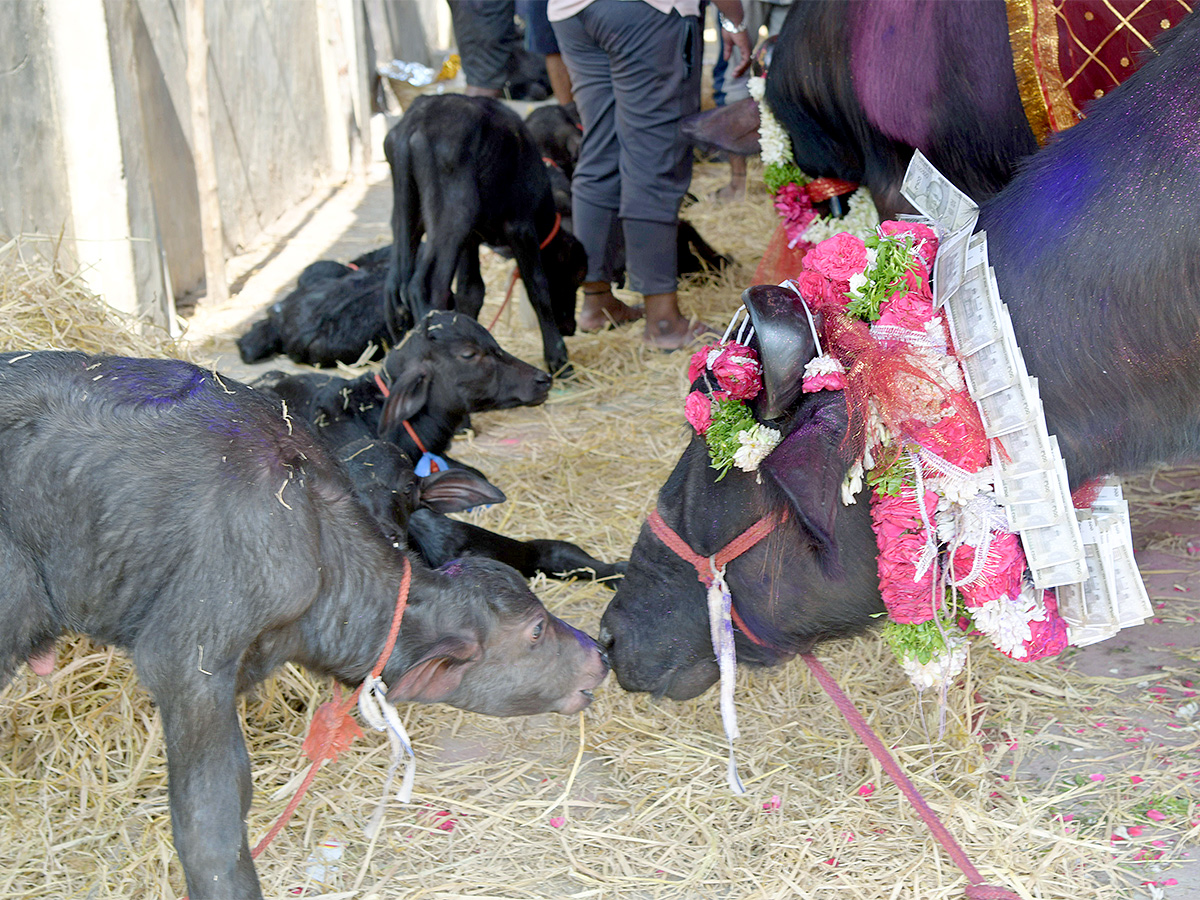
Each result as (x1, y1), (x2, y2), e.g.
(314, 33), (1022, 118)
(599, 285), (883, 700)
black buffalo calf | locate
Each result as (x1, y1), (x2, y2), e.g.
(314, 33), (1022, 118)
(385, 94), (587, 376)
(339, 437), (626, 584)
(525, 101), (582, 178)
(0, 351), (607, 900)
(237, 246), (391, 367)
(254, 309), (551, 464)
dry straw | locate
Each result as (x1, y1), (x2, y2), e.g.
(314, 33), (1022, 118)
(1, 166), (1196, 900)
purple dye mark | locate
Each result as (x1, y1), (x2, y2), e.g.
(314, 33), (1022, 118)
(849, 1), (939, 147)
(559, 618), (600, 652)
(439, 560), (465, 577)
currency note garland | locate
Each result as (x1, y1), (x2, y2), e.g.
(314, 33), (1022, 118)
(767, 152), (1152, 689)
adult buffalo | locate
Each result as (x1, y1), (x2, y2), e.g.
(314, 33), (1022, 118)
(601, 9), (1200, 699)
(686, 0), (1187, 221)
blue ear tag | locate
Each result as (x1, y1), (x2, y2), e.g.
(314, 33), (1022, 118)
(414, 452), (448, 477)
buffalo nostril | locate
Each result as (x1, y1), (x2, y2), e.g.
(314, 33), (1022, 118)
(597, 622), (613, 651)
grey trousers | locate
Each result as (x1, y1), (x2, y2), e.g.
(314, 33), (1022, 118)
(552, 0), (702, 295)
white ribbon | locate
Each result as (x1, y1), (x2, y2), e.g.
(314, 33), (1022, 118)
(707, 560), (747, 795)
(358, 674), (417, 837)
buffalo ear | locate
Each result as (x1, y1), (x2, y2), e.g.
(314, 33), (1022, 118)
(418, 467), (507, 513)
(760, 392), (851, 571)
(379, 362), (431, 437)
(743, 284), (823, 420)
(387, 636), (481, 703)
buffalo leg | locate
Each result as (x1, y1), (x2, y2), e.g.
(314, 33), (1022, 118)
(454, 239), (486, 320)
(507, 223), (569, 375)
(145, 665), (260, 900)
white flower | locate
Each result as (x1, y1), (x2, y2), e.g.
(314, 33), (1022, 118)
(733, 424), (783, 472)
(864, 246), (878, 270)
(749, 76), (793, 169)
(842, 459), (864, 505)
(802, 188), (880, 244)
(971, 585), (1045, 659)
(901, 632), (968, 690)
(848, 272), (868, 299)
(803, 354), (845, 378)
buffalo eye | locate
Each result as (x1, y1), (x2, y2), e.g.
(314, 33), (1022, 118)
(530, 618), (545, 643)
(458, 346), (480, 361)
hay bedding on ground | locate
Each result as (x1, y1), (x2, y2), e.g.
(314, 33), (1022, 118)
(1, 166), (1197, 899)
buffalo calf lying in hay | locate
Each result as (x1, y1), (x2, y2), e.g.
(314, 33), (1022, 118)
(253, 309), (552, 469)
(0, 351), (607, 900)
(236, 246), (392, 368)
(338, 436), (626, 584)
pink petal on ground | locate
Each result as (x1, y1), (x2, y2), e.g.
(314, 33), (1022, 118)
(1146, 809), (1167, 822)
(550, 816), (566, 828)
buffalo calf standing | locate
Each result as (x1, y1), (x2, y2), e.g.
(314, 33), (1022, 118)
(0, 352), (606, 899)
(385, 94), (587, 376)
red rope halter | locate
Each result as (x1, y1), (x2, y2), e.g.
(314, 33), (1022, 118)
(644, 505), (1020, 900)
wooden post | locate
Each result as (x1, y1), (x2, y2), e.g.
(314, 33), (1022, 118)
(185, 0), (228, 305)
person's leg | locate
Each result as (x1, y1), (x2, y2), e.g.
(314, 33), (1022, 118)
(592, 2), (708, 346)
(553, 9), (642, 331)
(448, 0), (520, 97)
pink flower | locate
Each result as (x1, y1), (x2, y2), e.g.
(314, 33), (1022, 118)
(871, 487), (940, 623)
(687, 346), (711, 383)
(953, 533), (1026, 608)
(684, 390), (713, 434)
(774, 182), (818, 248)
(1022, 591), (1070, 660)
(876, 291), (934, 332)
(880, 220), (939, 267)
(805, 232), (868, 281)
(858, 783), (876, 797)
(877, 534), (939, 623)
(794, 269), (846, 314)
(710, 342), (763, 400)
(550, 816), (566, 828)
(803, 372), (846, 393)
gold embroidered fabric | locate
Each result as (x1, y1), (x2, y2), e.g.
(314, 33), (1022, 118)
(1006, 0), (1192, 143)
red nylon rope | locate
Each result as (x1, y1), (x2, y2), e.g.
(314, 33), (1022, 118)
(645, 507), (783, 585)
(250, 556), (412, 859)
(801, 652), (1021, 900)
(487, 212), (562, 331)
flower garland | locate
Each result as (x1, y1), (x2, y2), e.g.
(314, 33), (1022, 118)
(748, 77), (879, 249)
(685, 338), (782, 480)
(791, 222), (1070, 689)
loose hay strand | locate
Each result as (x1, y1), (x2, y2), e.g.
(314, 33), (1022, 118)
(1, 165), (1197, 899)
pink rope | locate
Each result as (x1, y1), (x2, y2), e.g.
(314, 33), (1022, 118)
(801, 653), (1021, 900)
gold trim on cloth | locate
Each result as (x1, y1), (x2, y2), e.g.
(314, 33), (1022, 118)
(1007, 0), (1078, 144)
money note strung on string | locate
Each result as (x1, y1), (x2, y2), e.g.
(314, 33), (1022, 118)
(901, 150), (979, 234)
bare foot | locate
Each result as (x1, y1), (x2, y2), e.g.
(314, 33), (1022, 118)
(578, 290), (644, 332)
(711, 179), (747, 203)
(643, 317), (718, 351)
